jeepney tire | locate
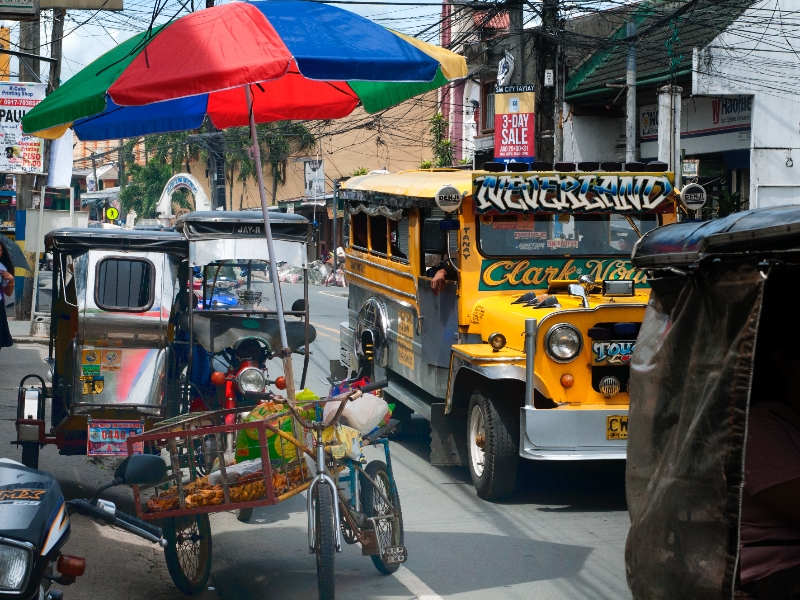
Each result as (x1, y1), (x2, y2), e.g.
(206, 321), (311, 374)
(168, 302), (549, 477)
(360, 460), (404, 575)
(163, 514), (212, 595)
(467, 390), (519, 501)
(314, 484), (336, 600)
(21, 442), (39, 470)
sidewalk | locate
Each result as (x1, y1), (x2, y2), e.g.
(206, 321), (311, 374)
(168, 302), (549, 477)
(7, 320), (48, 345)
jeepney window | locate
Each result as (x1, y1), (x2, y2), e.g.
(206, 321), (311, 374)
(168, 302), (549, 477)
(351, 212), (368, 250)
(477, 213), (657, 257)
(369, 215), (388, 255)
(389, 216), (409, 262)
(95, 257), (155, 311)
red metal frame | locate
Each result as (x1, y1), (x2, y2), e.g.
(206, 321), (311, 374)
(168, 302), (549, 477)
(127, 407), (312, 521)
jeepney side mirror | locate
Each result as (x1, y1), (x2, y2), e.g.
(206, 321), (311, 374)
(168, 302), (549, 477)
(422, 219), (448, 254)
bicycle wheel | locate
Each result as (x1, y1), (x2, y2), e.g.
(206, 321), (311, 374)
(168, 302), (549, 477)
(314, 484), (336, 600)
(359, 460), (404, 574)
(163, 514), (212, 595)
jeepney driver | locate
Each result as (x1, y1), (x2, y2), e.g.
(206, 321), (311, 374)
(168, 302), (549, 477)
(740, 297), (800, 600)
(425, 253), (457, 295)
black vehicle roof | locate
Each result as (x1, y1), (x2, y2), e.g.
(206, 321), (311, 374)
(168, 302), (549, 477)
(46, 228), (188, 254)
(632, 205), (800, 268)
(175, 210), (311, 243)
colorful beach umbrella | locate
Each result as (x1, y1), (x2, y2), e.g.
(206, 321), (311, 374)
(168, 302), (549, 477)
(22, 0), (466, 141)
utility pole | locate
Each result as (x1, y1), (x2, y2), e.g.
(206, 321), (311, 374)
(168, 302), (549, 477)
(626, 21), (637, 163)
(508, 0), (523, 86)
(535, 0), (558, 163)
(48, 9), (64, 94)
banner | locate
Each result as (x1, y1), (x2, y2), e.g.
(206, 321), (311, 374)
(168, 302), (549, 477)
(493, 85), (535, 163)
(0, 82), (46, 174)
(304, 159), (325, 197)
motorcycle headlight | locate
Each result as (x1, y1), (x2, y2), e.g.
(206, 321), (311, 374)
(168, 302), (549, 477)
(545, 323), (583, 363)
(0, 538), (32, 592)
(237, 367), (266, 393)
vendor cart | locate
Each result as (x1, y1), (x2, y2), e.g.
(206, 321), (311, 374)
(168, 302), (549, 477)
(128, 379), (406, 599)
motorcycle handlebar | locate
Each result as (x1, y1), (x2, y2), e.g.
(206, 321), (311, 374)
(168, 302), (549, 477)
(66, 500), (165, 546)
(357, 380), (388, 394)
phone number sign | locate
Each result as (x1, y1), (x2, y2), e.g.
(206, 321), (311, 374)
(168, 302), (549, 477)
(0, 83), (46, 174)
(494, 86), (535, 163)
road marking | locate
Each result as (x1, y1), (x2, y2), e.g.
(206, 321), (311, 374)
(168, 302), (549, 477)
(392, 565), (444, 600)
(312, 322), (340, 335)
(318, 291), (348, 300)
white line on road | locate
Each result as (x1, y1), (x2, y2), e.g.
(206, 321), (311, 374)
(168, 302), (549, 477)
(318, 291), (348, 299)
(392, 565), (444, 600)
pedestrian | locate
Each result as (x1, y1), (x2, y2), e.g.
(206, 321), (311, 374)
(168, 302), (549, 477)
(0, 239), (15, 350)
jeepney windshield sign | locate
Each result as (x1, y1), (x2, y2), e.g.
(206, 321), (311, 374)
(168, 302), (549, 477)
(473, 172), (673, 214)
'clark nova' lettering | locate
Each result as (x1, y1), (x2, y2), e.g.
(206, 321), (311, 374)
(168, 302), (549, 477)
(473, 173), (673, 213)
(479, 258), (647, 291)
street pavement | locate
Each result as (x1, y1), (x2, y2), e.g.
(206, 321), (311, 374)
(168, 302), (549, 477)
(0, 283), (631, 600)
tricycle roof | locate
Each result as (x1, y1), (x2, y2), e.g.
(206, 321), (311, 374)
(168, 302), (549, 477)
(45, 227), (188, 254)
(632, 205), (800, 268)
(175, 210), (311, 243)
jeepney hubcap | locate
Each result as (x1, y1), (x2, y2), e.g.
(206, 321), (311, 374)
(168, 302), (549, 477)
(469, 405), (486, 477)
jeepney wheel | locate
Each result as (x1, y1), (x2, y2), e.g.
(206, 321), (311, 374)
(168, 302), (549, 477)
(163, 514), (212, 595)
(313, 484), (336, 600)
(360, 460), (404, 575)
(20, 442), (39, 470)
(467, 390), (519, 501)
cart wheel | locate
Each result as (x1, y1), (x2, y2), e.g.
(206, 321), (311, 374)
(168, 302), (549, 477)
(20, 443), (39, 470)
(235, 508), (253, 522)
(163, 514), (212, 595)
(467, 390), (518, 501)
(314, 484), (336, 600)
(359, 460), (404, 574)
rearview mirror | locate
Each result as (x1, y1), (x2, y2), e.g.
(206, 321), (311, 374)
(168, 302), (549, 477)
(114, 455), (167, 486)
(422, 219), (448, 254)
(291, 298), (306, 313)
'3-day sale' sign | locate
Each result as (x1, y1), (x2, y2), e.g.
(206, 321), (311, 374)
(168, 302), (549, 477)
(494, 85), (535, 163)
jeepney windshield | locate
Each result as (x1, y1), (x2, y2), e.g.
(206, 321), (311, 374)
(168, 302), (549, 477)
(477, 213), (657, 257)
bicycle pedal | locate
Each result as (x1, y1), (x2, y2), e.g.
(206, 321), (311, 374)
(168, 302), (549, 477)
(382, 545), (407, 564)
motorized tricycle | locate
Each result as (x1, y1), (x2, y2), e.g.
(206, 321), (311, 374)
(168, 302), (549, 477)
(13, 228), (188, 469)
(625, 205), (800, 599)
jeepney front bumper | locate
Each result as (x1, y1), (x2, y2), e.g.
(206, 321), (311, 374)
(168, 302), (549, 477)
(520, 406), (628, 460)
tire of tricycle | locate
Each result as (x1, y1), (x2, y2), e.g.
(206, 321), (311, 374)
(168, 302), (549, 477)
(163, 514), (212, 595)
(236, 508), (253, 522)
(467, 389), (519, 501)
(359, 460), (404, 575)
(314, 484), (336, 600)
(20, 442), (39, 470)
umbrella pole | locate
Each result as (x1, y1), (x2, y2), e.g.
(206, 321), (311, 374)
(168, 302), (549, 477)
(246, 86), (297, 402)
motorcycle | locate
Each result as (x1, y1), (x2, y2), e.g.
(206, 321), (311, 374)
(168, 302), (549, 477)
(0, 454), (167, 600)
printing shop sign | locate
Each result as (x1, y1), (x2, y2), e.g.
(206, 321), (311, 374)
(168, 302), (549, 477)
(493, 85), (535, 163)
(0, 82), (46, 174)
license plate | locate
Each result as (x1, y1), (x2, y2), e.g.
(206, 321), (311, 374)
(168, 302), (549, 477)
(88, 420), (143, 456)
(591, 340), (635, 366)
(606, 415), (628, 440)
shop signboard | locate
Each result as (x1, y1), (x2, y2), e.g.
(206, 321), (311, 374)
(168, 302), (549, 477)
(0, 0), (38, 20)
(0, 82), (46, 174)
(493, 84), (535, 164)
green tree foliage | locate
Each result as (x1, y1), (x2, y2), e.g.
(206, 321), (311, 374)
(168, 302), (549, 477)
(429, 112), (454, 168)
(119, 158), (192, 219)
(351, 166), (368, 176)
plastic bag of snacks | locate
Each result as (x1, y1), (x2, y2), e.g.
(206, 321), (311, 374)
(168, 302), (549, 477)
(234, 400), (313, 466)
(323, 393), (390, 434)
(321, 424), (362, 461)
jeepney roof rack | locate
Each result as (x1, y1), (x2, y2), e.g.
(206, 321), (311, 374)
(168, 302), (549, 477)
(45, 228), (188, 254)
(174, 210), (312, 244)
(633, 205), (800, 268)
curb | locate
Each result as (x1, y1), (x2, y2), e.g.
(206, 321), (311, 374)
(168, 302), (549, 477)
(11, 337), (49, 346)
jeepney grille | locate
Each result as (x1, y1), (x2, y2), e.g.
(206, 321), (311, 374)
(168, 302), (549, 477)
(590, 322), (641, 394)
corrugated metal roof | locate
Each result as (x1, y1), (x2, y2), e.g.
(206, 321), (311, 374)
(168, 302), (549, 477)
(566, 0), (755, 101)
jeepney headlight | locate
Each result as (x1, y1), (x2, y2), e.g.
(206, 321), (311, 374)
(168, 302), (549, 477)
(545, 323), (583, 363)
(236, 367), (266, 393)
(0, 538), (32, 592)
(488, 332), (506, 351)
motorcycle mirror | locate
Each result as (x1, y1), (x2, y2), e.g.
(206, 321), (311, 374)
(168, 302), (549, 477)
(291, 298), (306, 313)
(114, 455), (167, 486)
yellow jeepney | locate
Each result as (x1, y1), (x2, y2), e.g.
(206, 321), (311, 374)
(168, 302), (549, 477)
(337, 167), (677, 500)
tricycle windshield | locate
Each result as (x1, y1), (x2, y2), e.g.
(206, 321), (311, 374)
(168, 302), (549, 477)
(477, 212), (657, 257)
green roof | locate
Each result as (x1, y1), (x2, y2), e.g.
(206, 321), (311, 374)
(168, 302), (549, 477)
(566, 0), (755, 101)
